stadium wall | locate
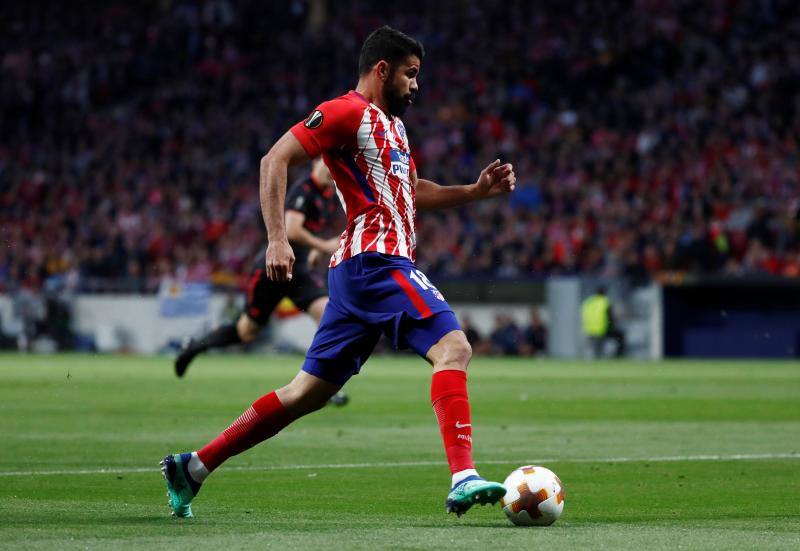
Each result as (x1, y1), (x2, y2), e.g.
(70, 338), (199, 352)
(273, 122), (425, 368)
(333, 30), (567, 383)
(662, 278), (800, 358)
(16, 277), (796, 358)
(0, 294), (543, 355)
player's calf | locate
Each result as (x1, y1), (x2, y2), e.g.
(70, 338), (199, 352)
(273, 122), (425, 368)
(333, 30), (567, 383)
(275, 370), (341, 417)
(427, 330), (505, 517)
(174, 322), (243, 378)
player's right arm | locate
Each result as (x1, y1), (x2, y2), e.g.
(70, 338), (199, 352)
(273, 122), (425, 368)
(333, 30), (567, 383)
(260, 132), (311, 282)
(269, 95), (362, 278)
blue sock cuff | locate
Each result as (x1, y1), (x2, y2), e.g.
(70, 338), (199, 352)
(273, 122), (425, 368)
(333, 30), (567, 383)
(179, 453), (202, 494)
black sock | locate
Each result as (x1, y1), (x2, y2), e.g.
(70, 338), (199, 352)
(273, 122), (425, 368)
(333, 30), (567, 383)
(194, 323), (242, 352)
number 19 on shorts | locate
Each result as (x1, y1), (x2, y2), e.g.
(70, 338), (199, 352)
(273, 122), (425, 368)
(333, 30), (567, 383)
(409, 269), (446, 302)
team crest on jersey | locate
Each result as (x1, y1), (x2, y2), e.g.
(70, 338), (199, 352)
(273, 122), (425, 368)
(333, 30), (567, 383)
(396, 121), (406, 139)
(390, 149), (410, 177)
(304, 110), (323, 129)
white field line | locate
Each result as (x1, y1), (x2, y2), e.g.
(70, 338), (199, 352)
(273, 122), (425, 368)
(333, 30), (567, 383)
(1, 452), (798, 478)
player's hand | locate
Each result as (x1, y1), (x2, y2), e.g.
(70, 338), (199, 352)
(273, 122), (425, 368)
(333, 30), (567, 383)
(266, 240), (295, 282)
(474, 159), (516, 199)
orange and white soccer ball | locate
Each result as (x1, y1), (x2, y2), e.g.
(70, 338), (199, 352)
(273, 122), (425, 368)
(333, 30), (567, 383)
(501, 465), (565, 526)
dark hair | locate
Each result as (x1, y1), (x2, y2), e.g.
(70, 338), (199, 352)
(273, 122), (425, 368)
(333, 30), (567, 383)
(358, 26), (424, 75)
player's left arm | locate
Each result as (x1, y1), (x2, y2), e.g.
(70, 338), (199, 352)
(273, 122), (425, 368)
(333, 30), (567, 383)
(413, 159), (515, 211)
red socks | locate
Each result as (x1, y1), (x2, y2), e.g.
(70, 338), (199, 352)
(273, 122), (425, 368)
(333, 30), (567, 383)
(431, 369), (475, 474)
(197, 391), (293, 471)
(196, 374), (473, 476)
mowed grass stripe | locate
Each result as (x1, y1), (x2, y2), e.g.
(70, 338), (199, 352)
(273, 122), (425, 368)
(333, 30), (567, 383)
(1, 451), (799, 477)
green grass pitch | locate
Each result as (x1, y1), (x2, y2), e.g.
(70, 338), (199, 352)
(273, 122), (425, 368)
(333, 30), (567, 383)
(1, 353), (799, 549)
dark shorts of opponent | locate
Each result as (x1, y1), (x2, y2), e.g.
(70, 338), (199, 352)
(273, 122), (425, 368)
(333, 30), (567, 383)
(244, 267), (328, 325)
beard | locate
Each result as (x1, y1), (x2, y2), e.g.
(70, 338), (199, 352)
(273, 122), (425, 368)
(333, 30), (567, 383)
(383, 77), (414, 117)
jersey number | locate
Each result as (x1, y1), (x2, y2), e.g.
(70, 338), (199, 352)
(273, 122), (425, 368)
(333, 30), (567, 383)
(408, 269), (434, 291)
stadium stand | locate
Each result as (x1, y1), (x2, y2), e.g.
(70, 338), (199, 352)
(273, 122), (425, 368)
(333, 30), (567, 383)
(2, 0), (799, 295)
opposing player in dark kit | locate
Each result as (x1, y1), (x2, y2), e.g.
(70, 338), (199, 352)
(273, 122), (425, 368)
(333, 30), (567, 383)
(173, 158), (342, 379)
(161, 26), (516, 518)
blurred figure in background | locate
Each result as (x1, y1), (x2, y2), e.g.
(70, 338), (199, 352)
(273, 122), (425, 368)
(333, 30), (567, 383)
(460, 314), (490, 355)
(173, 158), (341, 377)
(12, 285), (44, 352)
(581, 287), (625, 358)
(490, 313), (522, 356)
(519, 308), (547, 357)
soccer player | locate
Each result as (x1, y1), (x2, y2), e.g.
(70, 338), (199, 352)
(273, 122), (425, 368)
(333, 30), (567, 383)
(173, 157), (341, 378)
(161, 25), (516, 519)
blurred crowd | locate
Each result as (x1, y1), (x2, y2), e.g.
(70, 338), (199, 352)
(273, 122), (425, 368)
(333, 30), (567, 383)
(462, 310), (548, 357)
(369, 309), (548, 357)
(3, 0), (800, 294)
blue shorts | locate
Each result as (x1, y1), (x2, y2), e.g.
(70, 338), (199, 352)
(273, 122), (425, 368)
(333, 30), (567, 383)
(302, 252), (460, 385)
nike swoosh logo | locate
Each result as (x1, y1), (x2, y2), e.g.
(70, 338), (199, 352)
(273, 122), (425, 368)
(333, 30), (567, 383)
(455, 421), (471, 429)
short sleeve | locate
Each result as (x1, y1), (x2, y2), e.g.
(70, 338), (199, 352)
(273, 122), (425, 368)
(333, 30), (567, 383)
(409, 154), (416, 174)
(290, 96), (364, 158)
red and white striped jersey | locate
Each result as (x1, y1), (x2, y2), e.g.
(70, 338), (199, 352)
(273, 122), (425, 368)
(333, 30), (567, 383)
(290, 91), (417, 268)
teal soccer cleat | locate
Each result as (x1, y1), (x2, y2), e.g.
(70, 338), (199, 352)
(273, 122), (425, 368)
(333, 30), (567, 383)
(160, 453), (201, 518)
(445, 475), (507, 517)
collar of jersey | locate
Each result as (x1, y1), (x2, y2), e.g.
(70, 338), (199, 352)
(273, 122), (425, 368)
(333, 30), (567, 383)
(349, 90), (393, 119)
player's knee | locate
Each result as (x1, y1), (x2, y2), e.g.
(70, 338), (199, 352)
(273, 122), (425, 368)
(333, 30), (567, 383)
(276, 378), (332, 416)
(276, 382), (302, 409)
(279, 388), (328, 416)
(441, 332), (472, 369)
(239, 328), (258, 343)
(236, 316), (260, 343)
